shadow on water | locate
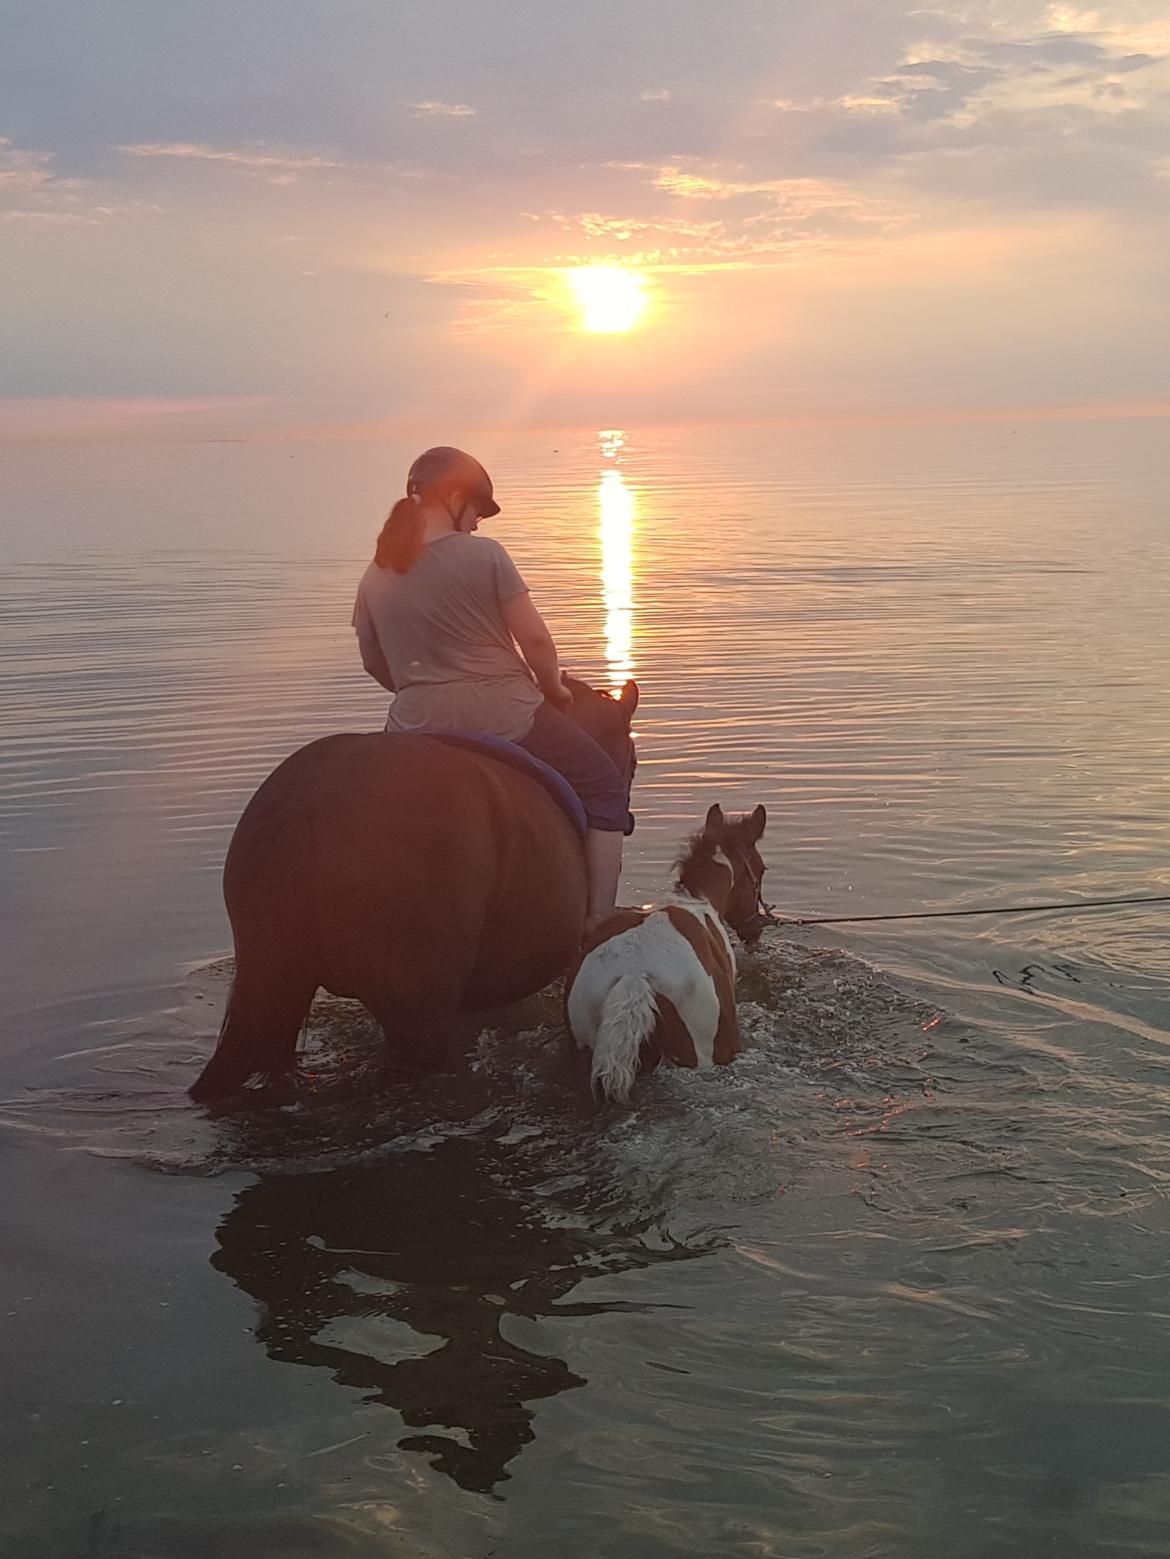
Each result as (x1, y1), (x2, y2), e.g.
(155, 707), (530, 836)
(211, 1129), (704, 1495)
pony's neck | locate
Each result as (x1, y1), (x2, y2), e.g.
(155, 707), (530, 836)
(667, 888), (724, 924)
(675, 851), (731, 917)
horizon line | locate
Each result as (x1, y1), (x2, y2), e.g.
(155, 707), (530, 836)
(1, 395), (1169, 444)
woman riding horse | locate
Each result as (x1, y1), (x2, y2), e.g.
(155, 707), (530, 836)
(352, 446), (628, 934)
(189, 450), (637, 1101)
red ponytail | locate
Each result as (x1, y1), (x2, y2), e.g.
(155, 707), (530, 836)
(374, 496), (424, 573)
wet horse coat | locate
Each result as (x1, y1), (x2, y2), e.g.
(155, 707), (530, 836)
(566, 804), (767, 1103)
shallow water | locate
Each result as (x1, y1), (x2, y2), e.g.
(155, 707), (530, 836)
(3, 417), (1170, 1556)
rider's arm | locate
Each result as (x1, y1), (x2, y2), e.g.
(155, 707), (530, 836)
(352, 583), (396, 692)
(502, 591), (571, 705)
(359, 637), (396, 692)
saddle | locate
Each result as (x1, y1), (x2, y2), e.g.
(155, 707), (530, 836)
(423, 732), (588, 838)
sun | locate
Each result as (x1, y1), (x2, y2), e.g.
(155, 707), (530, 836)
(568, 265), (649, 334)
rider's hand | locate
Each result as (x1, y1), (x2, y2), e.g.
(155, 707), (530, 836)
(549, 678), (574, 708)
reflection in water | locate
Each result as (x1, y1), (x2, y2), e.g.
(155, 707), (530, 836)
(598, 431), (636, 690)
(212, 1135), (700, 1494)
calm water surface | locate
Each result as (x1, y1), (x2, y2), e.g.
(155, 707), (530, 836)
(3, 418), (1170, 1556)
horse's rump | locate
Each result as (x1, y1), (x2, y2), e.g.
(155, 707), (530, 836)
(260, 733), (586, 1006)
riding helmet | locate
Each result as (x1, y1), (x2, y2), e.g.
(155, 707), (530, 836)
(406, 446), (500, 518)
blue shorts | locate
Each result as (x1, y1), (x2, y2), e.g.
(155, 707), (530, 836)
(516, 700), (628, 832)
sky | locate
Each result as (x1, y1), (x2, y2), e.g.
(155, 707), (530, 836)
(2, 0), (1169, 435)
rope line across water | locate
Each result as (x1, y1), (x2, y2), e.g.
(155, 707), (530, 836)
(763, 892), (1170, 930)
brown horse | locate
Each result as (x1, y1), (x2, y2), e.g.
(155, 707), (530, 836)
(190, 677), (638, 1101)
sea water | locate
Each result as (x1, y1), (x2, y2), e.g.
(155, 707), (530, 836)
(2, 416), (1169, 1556)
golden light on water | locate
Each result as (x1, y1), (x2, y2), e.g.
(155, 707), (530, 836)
(569, 266), (648, 334)
(598, 430), (636, 688)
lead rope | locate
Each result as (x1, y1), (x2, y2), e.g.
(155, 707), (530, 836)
(750, 891), (1170, 933)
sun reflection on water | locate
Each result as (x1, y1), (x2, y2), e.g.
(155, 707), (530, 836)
(597, 430), (635, 689)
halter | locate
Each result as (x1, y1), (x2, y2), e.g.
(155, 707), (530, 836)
(721, 846), (771, 944)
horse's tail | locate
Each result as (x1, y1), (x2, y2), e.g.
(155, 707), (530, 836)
(189, 817), (319, 1103)
(591, 973), (659, 1104)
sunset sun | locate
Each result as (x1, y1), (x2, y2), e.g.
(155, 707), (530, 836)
(568, 265), (648, 334)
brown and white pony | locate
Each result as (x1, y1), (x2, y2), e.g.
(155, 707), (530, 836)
(566, 803), (767, 1103)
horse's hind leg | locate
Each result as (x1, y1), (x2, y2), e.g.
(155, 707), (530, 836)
(191, 956), (317, 1101)
(361, 940), (483, 1075)
(192, 820), (320, 1102)
(376, 1004), (478, 1074)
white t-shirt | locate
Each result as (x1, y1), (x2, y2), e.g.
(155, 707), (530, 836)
(352, 533), (544, 740)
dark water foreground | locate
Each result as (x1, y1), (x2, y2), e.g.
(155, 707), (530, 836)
(4, 931), (1170, 1559)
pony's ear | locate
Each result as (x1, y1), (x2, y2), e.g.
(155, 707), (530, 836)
(745, 804), (767, 842)
(619, 679), (639, 714)
(704, 803), (725, 834)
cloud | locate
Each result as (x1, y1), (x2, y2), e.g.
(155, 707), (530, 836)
(0, 137), (57, 194)
(411, 100), (477, 118)
(545, 210), (723, 243)
(765, 32), (1163, 128)
(729, 10), (1170, 216)
(640, 88), (672, 102)
(0, 136), (152, 224)
(4, 206), (131, 225)
(119, 142), (338, 184)
(647, 167), (901, 238)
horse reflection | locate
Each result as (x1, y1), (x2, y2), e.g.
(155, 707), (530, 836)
(213, 1134), (697, 1493)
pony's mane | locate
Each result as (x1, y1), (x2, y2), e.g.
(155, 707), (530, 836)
(673, 829), (720, 895)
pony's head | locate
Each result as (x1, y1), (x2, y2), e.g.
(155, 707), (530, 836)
(563, 675), (639, 835)
(676, 802), (768, 942)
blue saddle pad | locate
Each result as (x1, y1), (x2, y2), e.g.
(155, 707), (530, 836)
(423, 731), (588, 838)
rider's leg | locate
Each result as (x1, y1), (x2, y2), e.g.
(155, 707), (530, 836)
(584, 826), (624, 933)
(515, 703), (629, 935)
